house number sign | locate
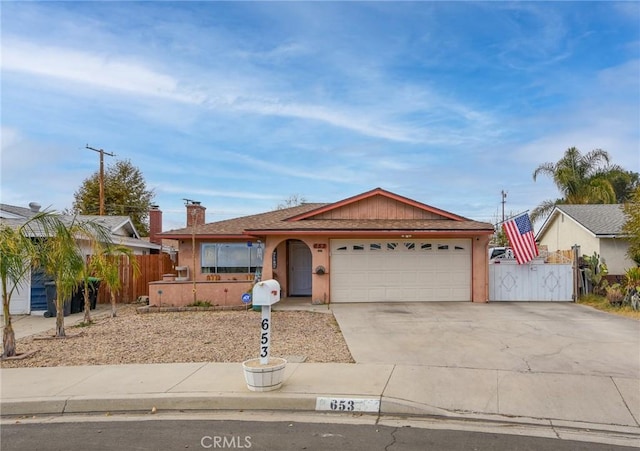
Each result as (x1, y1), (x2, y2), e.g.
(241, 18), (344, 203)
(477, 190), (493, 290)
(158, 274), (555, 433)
(315, 397), (380, 413)
(260, 306), (271, 364)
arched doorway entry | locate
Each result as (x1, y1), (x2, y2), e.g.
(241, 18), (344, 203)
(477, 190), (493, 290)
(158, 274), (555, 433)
(288, 240), (312, 296)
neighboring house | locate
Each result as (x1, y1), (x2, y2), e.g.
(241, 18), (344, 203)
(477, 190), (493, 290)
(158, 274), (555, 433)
(157, 188), (494, 306)
(0, 202), (162, 315)
(536, 204), (634, 276)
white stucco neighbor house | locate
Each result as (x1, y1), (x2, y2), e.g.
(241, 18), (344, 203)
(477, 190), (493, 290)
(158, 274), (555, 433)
(536, 204), (634, 276)
(0, 202), (162, 315)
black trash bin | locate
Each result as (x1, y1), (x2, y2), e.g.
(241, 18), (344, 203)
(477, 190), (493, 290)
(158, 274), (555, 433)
(70, 286), (84, 314)
(87, 277), (101, 310)
(44, 282), (71, 318)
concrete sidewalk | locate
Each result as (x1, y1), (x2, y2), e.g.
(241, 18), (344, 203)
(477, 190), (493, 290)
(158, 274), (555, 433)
(1, 361), (639, 442)
(2, 304), (114, 340)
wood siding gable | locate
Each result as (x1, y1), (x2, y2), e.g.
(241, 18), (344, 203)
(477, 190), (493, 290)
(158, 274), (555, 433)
(287, 188), (465, 222)
(311, 195), (444, 220)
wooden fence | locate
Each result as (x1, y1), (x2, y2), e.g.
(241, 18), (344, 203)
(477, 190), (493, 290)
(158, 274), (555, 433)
(96, 254), (175, 304)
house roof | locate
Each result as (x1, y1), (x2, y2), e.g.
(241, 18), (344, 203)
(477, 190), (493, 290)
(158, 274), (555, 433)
(537, 204), (627, 239)
(0, 204), (160, 251)
(0, 203), (40, 219)
(77, 215), (141, 239)
(160, 188), (494, 239)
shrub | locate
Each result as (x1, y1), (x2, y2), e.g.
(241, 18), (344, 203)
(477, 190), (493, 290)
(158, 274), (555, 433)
(623, 267), (640, 311)
(583, 252), (608, 295)
(605, 284), (624, 306)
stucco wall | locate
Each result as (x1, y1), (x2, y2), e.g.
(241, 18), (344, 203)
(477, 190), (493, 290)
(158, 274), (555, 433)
(262, 236), (330, 303)
(472, 235), (490, 302)
(148, 280), (253, 307)
(539, 215), (599, 256)
(539, 214), (633, 276)
(263, 234), (489, 304)
(600, 238), (633, 275)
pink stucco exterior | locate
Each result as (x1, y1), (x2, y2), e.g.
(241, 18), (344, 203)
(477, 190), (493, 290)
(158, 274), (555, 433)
(155, 188), (494, 307)
(148, 279), (253, 307)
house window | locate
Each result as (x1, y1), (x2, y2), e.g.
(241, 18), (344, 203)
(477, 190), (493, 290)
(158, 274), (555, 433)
(404, 242), (415, 250)
(387, 242), (398, 250)
(201, 242), (262, 273)
(336, 245), (348, 251)
(370, 243), (382, 251)
(353, 244), (365, 251)
(438, 244), (449, 250)
(420, 243), (432, 251)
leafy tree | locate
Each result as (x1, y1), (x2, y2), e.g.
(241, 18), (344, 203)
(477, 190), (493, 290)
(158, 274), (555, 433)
(1, 212), (61, 357)
(531, 147), (623, 223)
(622, 186), (640, 265)
(72, 159), (155, 235)
(607, 169), (640, 203)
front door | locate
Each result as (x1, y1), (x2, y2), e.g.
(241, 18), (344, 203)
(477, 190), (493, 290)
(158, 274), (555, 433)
(288, 241), (312, 296)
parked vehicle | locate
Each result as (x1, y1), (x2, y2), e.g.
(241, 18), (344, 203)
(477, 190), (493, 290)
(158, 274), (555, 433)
(489, 247), (512, 260)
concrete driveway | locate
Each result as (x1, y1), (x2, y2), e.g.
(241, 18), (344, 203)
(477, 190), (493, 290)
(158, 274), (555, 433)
(331, 302), (640, 378)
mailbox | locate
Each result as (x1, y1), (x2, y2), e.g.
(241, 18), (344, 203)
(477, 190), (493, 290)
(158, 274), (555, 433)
(252, 279), (281, 306)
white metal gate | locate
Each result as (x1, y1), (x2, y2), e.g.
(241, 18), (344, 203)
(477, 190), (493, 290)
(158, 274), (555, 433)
(489, 257), (573, 302)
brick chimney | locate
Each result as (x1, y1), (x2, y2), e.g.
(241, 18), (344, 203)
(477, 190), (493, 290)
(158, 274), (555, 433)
(186, 201), (206, 227)
(149, 205), (162, 245)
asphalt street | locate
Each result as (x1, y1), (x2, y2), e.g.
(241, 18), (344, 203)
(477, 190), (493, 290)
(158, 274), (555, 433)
(2, 416), (637, 451)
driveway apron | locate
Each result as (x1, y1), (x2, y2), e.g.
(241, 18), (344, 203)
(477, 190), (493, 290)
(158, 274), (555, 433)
(331, 302), (640, 378)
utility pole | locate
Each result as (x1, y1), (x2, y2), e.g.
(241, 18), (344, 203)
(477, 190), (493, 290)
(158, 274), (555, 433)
(501, 190), (507, 223)
(86, 145), (115, 215)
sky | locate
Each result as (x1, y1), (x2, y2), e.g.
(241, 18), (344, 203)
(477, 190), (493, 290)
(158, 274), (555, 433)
(1, 1), (639, 232)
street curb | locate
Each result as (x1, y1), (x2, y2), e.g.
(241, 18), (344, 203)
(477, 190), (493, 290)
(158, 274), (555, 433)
(1, 393), (319, 416)
(3, 394), (640, 439)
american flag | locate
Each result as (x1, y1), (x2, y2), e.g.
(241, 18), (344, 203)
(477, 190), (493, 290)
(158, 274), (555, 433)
(502, 213), (538, 264)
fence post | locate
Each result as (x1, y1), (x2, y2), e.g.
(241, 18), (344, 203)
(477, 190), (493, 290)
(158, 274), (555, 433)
(572, 244), (580, 301)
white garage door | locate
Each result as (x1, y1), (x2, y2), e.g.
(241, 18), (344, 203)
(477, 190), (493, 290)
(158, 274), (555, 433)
(330, 239), (471, 303)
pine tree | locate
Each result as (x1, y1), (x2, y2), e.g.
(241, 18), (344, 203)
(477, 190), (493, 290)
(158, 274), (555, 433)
(72, 159), (154, 235)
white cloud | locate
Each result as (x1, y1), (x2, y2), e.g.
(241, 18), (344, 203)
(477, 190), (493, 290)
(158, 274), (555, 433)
(2, 35), (502, 146)
(2, 38), (200, 103)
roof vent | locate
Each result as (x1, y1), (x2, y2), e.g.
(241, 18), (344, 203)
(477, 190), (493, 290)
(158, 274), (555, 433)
(28, 202), (41, 213)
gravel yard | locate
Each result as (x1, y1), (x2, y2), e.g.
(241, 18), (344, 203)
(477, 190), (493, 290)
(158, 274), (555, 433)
(1, 305), (354, 368)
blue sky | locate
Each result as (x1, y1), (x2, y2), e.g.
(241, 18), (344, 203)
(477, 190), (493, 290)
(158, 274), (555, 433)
(1, 1), (639, 232)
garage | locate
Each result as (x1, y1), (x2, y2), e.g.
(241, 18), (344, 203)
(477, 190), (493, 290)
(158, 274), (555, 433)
(330, 238), (472, 302)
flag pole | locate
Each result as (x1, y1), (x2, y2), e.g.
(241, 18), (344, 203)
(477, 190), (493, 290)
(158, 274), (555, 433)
(495, 210), (529, 227)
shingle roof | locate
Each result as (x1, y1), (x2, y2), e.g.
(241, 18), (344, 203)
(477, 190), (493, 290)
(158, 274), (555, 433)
(0, 204), (39, 219)
(161, 203), (328, 236)
(160, 202), (494, 238)
(0, 205), (159, 250)
(556, 204), (626, 236)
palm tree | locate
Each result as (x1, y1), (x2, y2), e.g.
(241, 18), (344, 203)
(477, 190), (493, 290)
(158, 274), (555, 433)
(88, 244), (140, 318)
(531, 147), (617, 223)
(38, 216), (112, 337)
(1, 212), (60, 357)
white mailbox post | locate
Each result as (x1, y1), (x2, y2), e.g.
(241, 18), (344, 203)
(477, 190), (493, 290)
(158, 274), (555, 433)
(252, 279), (281, 364)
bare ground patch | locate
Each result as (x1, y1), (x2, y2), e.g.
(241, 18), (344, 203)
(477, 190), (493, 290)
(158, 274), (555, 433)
(1, 305), (354, 368)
